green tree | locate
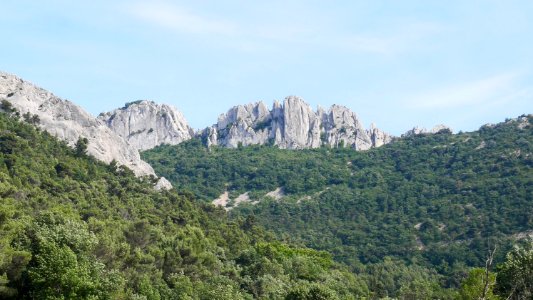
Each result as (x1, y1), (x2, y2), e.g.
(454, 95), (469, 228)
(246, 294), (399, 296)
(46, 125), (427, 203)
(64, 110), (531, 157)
(285, 283), (339, 300)
(24, 213), (124, 299)
(457, 268), (500, 300)
(495, 241), (533, 300)
(0, 100), (14, 113)
(75, 137), (89, 157)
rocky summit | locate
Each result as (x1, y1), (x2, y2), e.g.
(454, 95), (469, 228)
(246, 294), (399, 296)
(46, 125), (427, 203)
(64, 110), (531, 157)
(1, 70), (452, 179)
(98, 100), (194, 151)
(200, 96), (393, 150)
(0, 72), (156, 178)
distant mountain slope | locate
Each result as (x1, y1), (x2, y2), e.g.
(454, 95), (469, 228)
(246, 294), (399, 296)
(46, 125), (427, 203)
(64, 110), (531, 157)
(0, 72), (155, 177)
(0, 110), (375, 299)
(143, 115), (533, 277)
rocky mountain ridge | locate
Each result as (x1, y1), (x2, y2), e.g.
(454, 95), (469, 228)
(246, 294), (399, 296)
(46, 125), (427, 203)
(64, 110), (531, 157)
(105, 97), (455, 152)
(0, 71), (453, 179)
(99, 96), (396, 151)
(0, 72), (170, 188)
(200, 96), (393, 150)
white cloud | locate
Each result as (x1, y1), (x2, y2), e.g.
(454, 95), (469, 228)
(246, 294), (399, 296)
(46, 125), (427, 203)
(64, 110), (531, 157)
(127, 2), (238, 36)
(405, 72), (527, 109)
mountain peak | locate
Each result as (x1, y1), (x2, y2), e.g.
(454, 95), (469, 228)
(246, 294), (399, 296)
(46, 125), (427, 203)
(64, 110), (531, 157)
(0, 71), (156, 177)
(201, 96), (392, 150)
(99, 100), (193, 151)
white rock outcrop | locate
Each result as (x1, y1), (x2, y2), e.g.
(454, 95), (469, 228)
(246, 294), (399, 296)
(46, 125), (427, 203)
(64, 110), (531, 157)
(368, 123), (393, 147)
(402, 124), (453, 137)
(99, 100), (193, 151)
(0, 71), (156, 177)
(154, 177), (173, 190)
(202, 96), (392, 150)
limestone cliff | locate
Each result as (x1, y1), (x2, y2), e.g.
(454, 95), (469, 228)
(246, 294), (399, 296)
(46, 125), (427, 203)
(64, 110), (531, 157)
(201, 96), (393, 150)
(0, 72), (156, 177)
(2, 69), (454, 173)
(98, 100), (193, 151)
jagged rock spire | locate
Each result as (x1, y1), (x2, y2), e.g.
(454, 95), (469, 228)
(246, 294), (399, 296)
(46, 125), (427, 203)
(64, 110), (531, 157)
(200, 96), (393, 150)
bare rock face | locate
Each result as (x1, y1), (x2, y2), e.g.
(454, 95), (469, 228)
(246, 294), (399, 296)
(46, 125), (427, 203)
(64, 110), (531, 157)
(403, 126), (427, 137)
(279, 96), (321, 149)
(99, 100), (193, 151)
(211, 102), (272, 148)
(402, 124), (453, 137)
(431, 124), (452, 134)
(322, 104), (372, 150)
(154, 177), (173, 190)
(202, 96), (392, 150)
(0, 71), (155, 177)
(368, 123), (393, 148)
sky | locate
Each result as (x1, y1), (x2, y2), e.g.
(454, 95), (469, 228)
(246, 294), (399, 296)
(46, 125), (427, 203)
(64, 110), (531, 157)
(1, 0), (532, 135)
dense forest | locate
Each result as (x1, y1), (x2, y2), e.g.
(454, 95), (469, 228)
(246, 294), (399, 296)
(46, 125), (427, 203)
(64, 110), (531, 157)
(0, 106), (375, 299)
(0, 100), (531, 298)
(143, 114), (533, 298)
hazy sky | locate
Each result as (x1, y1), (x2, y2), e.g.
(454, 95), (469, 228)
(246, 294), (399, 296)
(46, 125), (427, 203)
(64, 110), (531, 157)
(1, 1), (532, 135)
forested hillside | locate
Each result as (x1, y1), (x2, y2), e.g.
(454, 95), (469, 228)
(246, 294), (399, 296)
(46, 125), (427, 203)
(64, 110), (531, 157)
(143, 115), (533, 296)
(0, 108), (373, 299)
(1, 103), (531, 299)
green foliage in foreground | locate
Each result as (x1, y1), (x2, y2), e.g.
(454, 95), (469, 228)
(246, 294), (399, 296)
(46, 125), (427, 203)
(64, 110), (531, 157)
(0, 112), (370, 299)
(495, 241), (533, 299)
(1, 105), (531, 299)
(143, 115), (533, 293)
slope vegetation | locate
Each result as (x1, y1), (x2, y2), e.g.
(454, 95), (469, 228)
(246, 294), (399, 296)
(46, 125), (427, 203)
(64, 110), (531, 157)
(0, 109), (369, 299)
(143, 115), (533, 283)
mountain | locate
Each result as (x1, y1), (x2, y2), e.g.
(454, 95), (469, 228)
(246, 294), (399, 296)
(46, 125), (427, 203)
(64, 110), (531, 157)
(1, 70), (530, 299)
(98, 100), (193, 151)
(200, 96), (392, 150)
(0, 72), (396, 188)
(10, 103), (530, 299)
(143, 114), (533, 289)
(0, 72), (155, 177)
(0, 110), (376, 299)
(0, 71), (443, 177)
(99, 96), (392, 152)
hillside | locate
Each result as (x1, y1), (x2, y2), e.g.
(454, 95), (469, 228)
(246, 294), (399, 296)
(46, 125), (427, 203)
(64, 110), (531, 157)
(0, 72), (155, 177)
(0, 102), (531, 298)
(143, 115), (533, 283)
(0, 108), (373, 299)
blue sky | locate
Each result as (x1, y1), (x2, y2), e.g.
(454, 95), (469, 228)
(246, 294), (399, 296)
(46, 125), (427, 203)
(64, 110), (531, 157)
(1, 0), (532, 135)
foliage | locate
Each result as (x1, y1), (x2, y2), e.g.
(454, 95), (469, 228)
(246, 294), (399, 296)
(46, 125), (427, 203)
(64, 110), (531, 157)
(457, 268), (499, 300)
(124, 100), (145, 109)
(2, 105), (531, 298)
(0, 99), (14, 113)
(143, 115), (533, 295)
(75, 137), (89, 156)
(0, 112), (365, 299)
(495, 240), (533, 299)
